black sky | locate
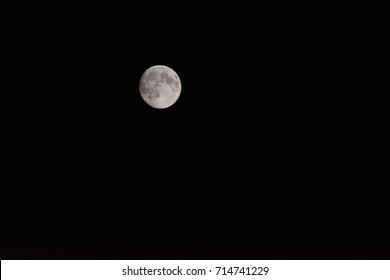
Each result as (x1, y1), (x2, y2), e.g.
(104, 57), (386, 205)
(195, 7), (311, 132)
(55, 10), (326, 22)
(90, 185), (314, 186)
(1, 12), (389, 259)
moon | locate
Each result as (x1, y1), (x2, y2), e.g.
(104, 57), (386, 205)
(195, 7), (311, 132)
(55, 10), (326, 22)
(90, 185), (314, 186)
(139, 65), (182, 109)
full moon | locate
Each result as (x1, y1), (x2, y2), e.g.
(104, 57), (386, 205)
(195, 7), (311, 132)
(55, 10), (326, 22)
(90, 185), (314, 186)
(139, 65), (182, 109)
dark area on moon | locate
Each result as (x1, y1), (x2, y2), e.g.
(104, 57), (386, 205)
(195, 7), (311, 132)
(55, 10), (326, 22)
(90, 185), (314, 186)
(1, 11), (389, 259)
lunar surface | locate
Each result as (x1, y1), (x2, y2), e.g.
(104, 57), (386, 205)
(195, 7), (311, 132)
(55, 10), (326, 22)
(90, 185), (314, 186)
(139, 65), (182, 109)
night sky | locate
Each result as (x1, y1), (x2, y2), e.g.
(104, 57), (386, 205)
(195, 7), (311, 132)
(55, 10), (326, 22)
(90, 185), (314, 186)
(1, 12), (389, 259)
